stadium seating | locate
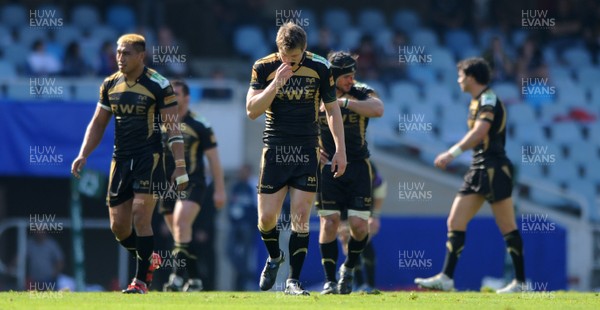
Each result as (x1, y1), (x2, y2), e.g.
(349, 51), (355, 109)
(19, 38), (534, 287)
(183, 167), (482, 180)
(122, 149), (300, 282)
(358, 9), (386, 34)
(106, 5), (136, 33)
(322, 8), (351, 35)
(1, 4), (27, 29)
(392, 9), (420, 34)
(71, 5), (101, 30)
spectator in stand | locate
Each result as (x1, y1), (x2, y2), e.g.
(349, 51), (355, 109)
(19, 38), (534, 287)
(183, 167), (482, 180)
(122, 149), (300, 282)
(312, 28), (335, 59)
(63, 41), (89, 77)
(483, 37), (514, 82)
(98, 41), (117, 76)
(28, 39), (62, 76)
(353, 35), (380, 81)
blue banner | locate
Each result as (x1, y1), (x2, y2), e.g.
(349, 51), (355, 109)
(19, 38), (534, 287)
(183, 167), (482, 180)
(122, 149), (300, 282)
(0, 101), (114, 177)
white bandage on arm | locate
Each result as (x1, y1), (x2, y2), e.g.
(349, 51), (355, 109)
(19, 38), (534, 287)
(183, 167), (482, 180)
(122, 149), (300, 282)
(448, 145), (463, 158)
(175, 174), (189, 185)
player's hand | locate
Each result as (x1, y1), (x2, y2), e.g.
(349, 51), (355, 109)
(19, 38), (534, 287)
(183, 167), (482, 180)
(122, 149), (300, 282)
(331, 151), (347, 178)
(434, 152), (454, 170)
(368, 216), (380, 237)
(319, 148), (329, 165)
(71, 156), (87, 179)
(171, 167), (189, 191)
(273, 63), (293, 90)
(213, 188), (227, 210)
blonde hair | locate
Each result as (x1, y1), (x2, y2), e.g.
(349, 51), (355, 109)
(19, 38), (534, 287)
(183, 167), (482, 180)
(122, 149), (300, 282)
(117, 34), (146, 52)
(275, 22), (306, 51)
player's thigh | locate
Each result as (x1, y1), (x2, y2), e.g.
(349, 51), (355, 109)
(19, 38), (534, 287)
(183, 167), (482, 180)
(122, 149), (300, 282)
(490, 197), (517, 234)
(131, 193), (156, 219)
(289, 187), (316, 218)
(447, 194), (485, 231)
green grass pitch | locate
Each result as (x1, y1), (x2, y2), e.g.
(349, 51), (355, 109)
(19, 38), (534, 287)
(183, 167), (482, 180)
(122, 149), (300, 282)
(1, 291), (597, 309)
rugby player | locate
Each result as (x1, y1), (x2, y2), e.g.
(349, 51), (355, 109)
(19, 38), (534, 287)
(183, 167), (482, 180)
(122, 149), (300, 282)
(71, 34), (188, 294)
(316, 52), (383, 295)
(159, 80), (226, 292)
(246, 22), (347, 295)
(414, 57), (525, 293)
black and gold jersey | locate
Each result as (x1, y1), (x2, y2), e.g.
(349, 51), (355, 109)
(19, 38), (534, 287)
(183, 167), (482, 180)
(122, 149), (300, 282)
(468, 87), (508, 164)
(250, 51), (336, 147)
(319, 82), (375, 162)
(98, 67), (177, 159)
(163, 112), (217, 178)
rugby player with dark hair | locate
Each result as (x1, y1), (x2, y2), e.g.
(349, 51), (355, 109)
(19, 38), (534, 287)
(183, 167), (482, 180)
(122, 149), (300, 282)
(414, 57), (525, 293)
(246, 22), (347, 295)
(316, 51), (383, 295)
(71, 34), (188, 294)
(160, 79), (226, 292)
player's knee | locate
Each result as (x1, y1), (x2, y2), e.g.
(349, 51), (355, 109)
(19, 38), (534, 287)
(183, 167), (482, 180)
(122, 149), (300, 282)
(497, 220), (517, 235)
(348, 217), (368, 238)
(321, 216), (340, 235)
(110, 221), (130, 239)
(258, 213), (277, 230)
(447, 216), (466, 231)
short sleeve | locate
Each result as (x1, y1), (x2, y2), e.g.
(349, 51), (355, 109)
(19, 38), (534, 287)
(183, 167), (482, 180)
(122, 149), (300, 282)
(250, 63), (266, 90)
(320, 66), (337, 104)
(97, 81), (112, 112)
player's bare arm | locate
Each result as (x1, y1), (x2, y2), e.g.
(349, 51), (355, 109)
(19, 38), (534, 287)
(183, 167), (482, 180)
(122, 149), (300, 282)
(162, 105), (188, 190)
(340, 95), (383, 118)
(205, 147), (227, 209)
(246, 63), (293, 120)
(323, 101), (347, 177)
(434, 118), (491, 170)
(71, 106), (112, 178)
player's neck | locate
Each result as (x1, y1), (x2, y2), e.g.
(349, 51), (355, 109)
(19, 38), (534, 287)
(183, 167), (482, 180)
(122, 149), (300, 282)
(124, 65), (145, 83)
(469, 84), (487, 99)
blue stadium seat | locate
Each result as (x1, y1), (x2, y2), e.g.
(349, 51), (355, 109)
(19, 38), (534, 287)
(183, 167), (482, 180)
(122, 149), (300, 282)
(507, 103), (536, 127)
(548, 160), (580, 187)
(555, 84), (587, 108)
(389, 81), (419, 106)
(563, 48), (592, 68)
(18, 28), (48, 48)
(106, 5), (136, 33)
(428, 47), (455, 71)
(0, 60), (17, 79)
(512, 123), (546, 145)
(410, 29), (439, 48)
(439, 118), (467, 144)
(0, 25), (12, 48)
(539, 103), (569, 123)
(71, 5), (100, 30)
(551, 122), (584, 144)
(1, 4), (27, 28)
(493, 82), (521, 104)
(233, 26), (268, 61)
(565, 180), (598, 220)
(322, 8), (351, 35)
(478, 28), (508, 50)
(338, 27), (362, 51)
(423, 84), (454, 106)
(543, 46), (559, 65)
(374, 29), (393, 50)
(358, 9), (386, 34)
(3, 44), (29, 69)
(590, 87), (600, 106)
(511, 29), (529, 50)
(457, 47), (481, 60)
(576, 66), (600, 92)
(361, 80), (387, 99)
(566, 141), (598, 166)
(7, 81), (33, 100)
(297, 8), (318, 29)
(517, 162), (543, 179)
(392, 10), (420, 34)
(36, 4), (65, 20)
(444, 29), (475, 57)
(407, 65), (436, 85)
(91, 26), (118, 45)
(54, 26), (82, 46)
